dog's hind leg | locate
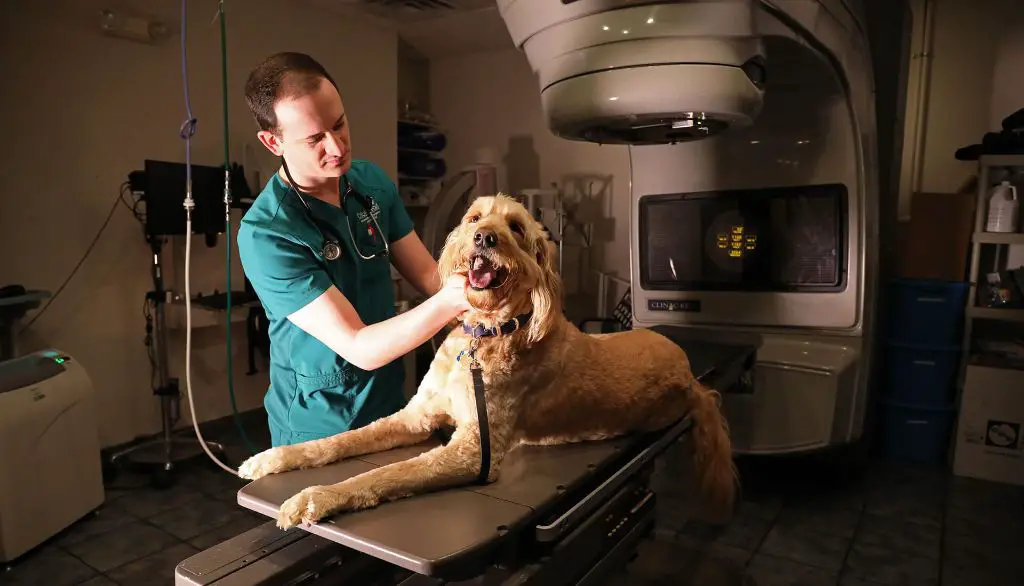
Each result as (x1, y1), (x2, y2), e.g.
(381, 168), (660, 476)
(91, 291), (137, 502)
(276, 423), (514, 529)
(238, 392), (451, 480)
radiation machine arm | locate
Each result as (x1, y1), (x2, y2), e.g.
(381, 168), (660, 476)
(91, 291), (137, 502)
(176, 328), (758, 586)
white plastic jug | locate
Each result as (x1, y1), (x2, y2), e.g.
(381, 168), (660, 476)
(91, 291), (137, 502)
(985, 181), (1019, 233)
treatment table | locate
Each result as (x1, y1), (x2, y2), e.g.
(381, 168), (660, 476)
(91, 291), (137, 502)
(175, 326), (759, 586)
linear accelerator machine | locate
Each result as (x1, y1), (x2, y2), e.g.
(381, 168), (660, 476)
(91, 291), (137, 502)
(176, 0), (879, 584)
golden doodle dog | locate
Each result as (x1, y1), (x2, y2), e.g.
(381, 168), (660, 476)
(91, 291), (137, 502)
(238, 194), (738, 530)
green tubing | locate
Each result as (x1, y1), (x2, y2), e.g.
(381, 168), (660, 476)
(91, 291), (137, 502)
(220, 1), (257, 456)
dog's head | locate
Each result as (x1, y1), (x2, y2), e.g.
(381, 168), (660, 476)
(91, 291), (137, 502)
(437, 193), (562, 344)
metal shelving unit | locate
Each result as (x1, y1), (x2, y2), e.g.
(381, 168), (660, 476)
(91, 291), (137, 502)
(956, 153), (1024, 392)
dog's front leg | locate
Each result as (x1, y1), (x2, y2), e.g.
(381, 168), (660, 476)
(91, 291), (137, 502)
(276, 423), (512, 529)
(238, 392), (450, 480)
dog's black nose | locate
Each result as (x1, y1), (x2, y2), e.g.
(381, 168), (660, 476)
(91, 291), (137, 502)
(474, 229), (498, 249)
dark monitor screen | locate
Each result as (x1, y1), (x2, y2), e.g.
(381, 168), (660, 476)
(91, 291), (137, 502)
(638, 184), (848, 292)
(144, 159), (226, 237)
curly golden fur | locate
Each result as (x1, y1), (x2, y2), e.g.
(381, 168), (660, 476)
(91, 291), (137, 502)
(238, 194), (738, 530)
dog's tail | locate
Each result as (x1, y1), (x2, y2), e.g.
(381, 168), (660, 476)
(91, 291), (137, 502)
(686, 379), (739, 519)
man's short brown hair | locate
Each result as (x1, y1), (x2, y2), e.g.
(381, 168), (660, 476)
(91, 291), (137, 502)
(244, 52), (339, 134)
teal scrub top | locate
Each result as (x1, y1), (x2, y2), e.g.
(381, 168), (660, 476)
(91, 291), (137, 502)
(236, 159), (415, 447)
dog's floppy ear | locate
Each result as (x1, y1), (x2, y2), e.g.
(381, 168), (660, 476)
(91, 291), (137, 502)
(527, 231), (562, 344)
(435, 228), (460, 291)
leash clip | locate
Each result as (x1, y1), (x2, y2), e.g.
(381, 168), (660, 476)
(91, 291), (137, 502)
(468, 337), (482, 369)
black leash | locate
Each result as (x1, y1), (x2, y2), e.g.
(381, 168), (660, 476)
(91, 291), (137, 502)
(466, 340), (491, 485)
(457, 311), (533, 485)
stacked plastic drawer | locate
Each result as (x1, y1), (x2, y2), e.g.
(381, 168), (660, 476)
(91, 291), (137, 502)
(879, 278), (969, 464)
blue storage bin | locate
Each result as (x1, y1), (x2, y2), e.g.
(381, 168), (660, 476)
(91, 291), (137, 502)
(879, 400), (956, 464)
(886, 278), (968, 345)
(884, 341), (960, 407)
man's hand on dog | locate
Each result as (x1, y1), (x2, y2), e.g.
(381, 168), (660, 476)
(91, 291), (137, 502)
(440, 273), (472, 315)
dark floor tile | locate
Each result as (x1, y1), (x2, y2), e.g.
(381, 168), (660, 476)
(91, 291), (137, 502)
(148, 491), (256, 540)
(190, 466), (248, 501)
(942, 526), (1024, 583)
(627, 539), (751, 586)
(115, 483), (209, 519)
(942, 566), (1024, 586)
(596, 570), (664, 586)
(863, 462), (947, 496)
(773, 501), (862, 539)
(61, 520), (181, 573)
(105, 541), (200, 586)
(946, 475), (1024, 516)
(681, 510), (773, 552)
(799, 484), (867, 513)
(101, 469), (156, 501)
(758, 525), (850, 572)
(657, 502), (695, 536)
(944, 477), (1024, 549)
(56, 500), (140, 547)
(628, 539), (695, 578)
(674, 554), (754, 586)
(745, 553), (838, 586)
(735, 492), (785, 521)
(854, 513), (940, 560)
(187, 513), (268, 550)
(942, 562), (1024, 586)
(671, 533), (755, 568)
(843, 543), (938, 586)
(943, 505), (1024, 542)
(837, 576), (881, 586)
(79, 576), (119, 585)
(1, 547), (99, 586)
(862, 486), (943, 528)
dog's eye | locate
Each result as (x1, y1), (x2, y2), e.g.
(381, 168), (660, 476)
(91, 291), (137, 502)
(509, 221), (524, 236)
(467, 215), (480, 223)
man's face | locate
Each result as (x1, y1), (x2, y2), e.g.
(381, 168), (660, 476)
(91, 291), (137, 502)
(257, 77), (352, 180)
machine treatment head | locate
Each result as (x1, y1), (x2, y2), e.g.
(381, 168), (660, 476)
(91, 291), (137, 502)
(496, 0), (767, 145)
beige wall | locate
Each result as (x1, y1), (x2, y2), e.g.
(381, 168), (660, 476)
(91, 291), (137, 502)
(429, 49), (632, 321)
(0, 0), (398, 448)
(900, 0), (1024, 266)
(398, 38), (431, 114)
(909, 0), (1023, 196)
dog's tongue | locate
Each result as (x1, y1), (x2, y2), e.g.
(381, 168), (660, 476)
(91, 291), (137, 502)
(469, 256), (497, 289)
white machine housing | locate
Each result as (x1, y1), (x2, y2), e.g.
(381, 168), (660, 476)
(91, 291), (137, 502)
(0, 350), (105, 561)
(498, 0), (879, 454)
(498, 0), (767, 144)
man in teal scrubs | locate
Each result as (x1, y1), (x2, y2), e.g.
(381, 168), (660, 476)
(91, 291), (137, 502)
(237, 52), (470, 447)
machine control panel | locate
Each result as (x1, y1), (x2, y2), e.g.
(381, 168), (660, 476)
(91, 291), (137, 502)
(715, 224), (758, 259)
(0, 351), (70, 395)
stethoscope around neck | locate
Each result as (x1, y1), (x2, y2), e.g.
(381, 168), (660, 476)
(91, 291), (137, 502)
(281, 158), (389, 262)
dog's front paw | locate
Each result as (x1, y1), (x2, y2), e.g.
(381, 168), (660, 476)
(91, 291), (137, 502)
(238, 447), (294, 480)
(277, 486), (341, 529)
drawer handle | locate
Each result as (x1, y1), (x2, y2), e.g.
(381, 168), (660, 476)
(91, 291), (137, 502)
(912, 360), (936, 366)
(906, 420), (929, 425)
(916, 296), (946, 303)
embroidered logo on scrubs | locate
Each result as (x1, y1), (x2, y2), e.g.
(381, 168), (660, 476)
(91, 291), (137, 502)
(356, 199), (382, 226)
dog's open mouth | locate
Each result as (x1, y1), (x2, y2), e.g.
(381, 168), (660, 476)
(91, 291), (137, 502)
(468, 255), (506, 290)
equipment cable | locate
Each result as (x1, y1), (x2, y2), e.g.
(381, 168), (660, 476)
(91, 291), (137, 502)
(19, 186), (128, 334)
(179, 0), (239, 476)
(217, 0), (258, 456)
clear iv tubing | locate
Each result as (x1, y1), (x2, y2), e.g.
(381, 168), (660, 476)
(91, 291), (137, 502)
(179, 0), (239, 477)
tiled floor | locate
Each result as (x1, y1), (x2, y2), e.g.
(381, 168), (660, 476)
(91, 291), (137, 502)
(621, 453), (1024, 586)
(4, 413), (1023, 586)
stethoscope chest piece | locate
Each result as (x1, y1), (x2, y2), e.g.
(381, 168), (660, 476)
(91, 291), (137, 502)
(323, 241), (342, 261)
(280, 158), (390, 264)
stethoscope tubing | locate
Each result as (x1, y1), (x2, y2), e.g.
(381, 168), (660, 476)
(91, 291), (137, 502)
(280, 158), (389, 262)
